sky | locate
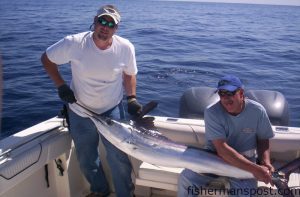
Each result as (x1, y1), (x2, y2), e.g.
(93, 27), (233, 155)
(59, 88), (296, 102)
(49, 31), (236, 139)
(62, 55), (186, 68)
(164, 0), (300, 6)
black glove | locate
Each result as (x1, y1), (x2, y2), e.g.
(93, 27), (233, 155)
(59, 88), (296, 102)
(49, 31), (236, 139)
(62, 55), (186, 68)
(127, 96), (142, 117)
(57, 84), (77, 103)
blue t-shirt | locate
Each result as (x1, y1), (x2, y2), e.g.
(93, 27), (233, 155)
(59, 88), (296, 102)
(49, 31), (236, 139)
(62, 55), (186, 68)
(204, 99), (274, 154)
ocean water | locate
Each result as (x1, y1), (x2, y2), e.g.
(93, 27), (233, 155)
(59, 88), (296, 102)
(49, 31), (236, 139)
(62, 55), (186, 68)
(0, 0), (299, 138)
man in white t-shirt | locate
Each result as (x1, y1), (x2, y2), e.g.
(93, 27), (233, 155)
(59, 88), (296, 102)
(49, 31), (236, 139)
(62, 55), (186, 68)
(41, 5), (140, 197)
(178, 75), (274, 197)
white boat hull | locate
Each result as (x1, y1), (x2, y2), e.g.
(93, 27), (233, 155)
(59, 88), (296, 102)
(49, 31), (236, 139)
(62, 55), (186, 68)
(0, 116), (299, 197)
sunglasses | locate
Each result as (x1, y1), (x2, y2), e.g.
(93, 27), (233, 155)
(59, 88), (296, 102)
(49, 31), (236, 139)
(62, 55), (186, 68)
(97, 17), (116, 28)
(218, 89), (240, 97)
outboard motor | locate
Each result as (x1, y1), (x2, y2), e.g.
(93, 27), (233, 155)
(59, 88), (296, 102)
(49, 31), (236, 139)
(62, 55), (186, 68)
(179, 87), (219, 119)
(245, 90), (289, 126)
(179, 87), (289, 126)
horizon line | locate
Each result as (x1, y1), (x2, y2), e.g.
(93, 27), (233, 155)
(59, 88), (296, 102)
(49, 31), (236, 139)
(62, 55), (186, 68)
(154, 0), (300, 6)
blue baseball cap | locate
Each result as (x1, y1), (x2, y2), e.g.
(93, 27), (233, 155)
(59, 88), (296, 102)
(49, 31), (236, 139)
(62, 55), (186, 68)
(217, 75), (244, 91)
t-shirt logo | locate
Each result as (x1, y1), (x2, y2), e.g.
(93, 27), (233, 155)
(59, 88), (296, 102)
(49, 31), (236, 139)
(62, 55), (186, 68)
(242, 128), (255, 133)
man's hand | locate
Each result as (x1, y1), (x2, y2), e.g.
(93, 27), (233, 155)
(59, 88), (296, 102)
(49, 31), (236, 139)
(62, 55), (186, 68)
(260, 162), (275, 186)
(58, 84), (76, 103)
(252, 165), (273, 185)
(260, 162), (275, 173)
(127, 96), (142, 117)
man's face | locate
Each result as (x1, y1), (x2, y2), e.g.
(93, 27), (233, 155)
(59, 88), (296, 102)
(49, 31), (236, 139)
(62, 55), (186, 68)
(218, 89), (244, 115)
(94, 15), (117, 41)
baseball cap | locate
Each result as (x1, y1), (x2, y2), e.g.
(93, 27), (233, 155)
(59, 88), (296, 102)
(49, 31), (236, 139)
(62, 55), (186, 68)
(217, 75), (244, 91)
(97, 5), (121, 24)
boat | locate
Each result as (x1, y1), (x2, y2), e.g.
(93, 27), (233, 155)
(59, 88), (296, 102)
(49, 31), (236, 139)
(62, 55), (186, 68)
(1, 87), (299, 197)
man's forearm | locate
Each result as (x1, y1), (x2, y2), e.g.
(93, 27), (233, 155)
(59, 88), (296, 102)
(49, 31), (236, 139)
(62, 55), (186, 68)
(257, 139), (272, 166)
(217, 141), (258, 172)
(123, 73), (136, 96)
(41, 52), (65, 87)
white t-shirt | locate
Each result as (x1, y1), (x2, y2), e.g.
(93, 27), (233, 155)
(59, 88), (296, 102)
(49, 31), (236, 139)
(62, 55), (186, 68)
(46, 31), (137, 116)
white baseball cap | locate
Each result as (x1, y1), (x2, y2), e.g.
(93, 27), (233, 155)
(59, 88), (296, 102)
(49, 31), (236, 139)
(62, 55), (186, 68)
(97, 5), (121, 24)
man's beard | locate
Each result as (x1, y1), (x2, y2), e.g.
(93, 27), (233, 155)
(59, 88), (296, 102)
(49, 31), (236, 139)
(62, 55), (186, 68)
(96, 31), (109, 41)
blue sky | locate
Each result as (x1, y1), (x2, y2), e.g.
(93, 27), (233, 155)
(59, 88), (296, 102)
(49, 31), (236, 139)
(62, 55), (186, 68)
(164, 0), (300, 6)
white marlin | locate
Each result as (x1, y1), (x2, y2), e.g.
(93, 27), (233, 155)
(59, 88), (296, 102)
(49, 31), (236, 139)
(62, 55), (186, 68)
(76, 102), (299, 196)
(78, 103), (254, 179)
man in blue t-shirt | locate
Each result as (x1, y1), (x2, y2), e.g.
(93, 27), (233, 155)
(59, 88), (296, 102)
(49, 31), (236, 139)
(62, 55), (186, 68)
(178, 75), (274, 197)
